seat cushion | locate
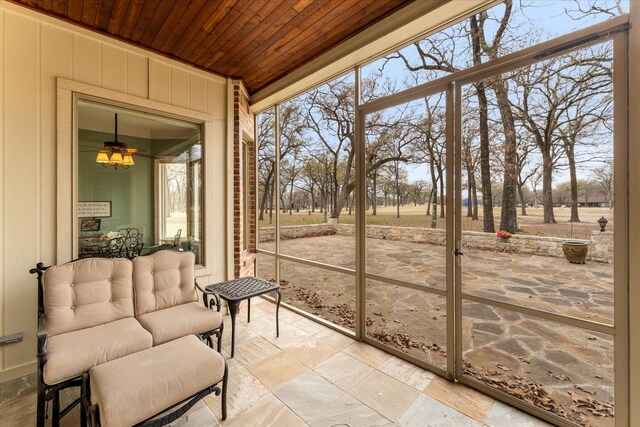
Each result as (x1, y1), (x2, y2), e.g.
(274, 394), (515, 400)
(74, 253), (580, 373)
(136, 302), (223, 345)
(43, 258), (134, 336)
(90, 335), (225, 427)
(132, 250), (198, 316)
(43, 317), (152, 385)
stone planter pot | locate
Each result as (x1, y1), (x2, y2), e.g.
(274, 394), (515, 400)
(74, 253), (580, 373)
(562, 240), (590, 264)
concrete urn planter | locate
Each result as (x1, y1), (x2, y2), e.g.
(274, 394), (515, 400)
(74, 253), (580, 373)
(562, 240), (590, 264)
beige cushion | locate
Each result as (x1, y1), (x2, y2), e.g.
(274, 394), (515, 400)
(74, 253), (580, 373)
(136, 302), (222, 345)
(90, 335), (225, 427)
(132, 250), (198, 316)
(43, 258), (134, 336)
(43, 317), (152, 385)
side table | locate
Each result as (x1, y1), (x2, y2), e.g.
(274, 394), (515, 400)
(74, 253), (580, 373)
(205, 277), (281, 357)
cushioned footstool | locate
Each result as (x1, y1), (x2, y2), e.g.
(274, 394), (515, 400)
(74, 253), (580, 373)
(83, 335), (227, 427)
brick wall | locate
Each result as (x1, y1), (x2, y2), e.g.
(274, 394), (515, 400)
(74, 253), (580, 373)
(232, 80), (257, 277)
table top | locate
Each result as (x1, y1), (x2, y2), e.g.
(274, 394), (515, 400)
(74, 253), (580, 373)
(205, 277), (279, 302)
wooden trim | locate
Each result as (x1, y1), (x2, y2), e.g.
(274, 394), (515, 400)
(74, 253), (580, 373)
(251, 0), (497, 111)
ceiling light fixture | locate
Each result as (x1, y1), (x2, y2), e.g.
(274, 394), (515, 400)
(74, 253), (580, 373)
(96, 113), (136, 170)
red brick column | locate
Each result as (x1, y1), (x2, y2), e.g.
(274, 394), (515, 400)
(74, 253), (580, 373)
(232, 80), (256, 277)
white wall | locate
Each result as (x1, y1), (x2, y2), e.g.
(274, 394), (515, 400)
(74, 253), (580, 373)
(0, 1), (229, 382)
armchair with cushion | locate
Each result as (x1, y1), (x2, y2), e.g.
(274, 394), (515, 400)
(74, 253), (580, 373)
(132, 250), (224, 350)
(30, 258), (154, 427)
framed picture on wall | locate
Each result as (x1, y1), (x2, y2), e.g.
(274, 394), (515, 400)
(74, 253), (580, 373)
(81, 218), (101, 232)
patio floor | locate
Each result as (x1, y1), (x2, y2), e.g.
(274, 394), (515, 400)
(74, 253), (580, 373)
(0, 296), (550, 426)
(258, 235), (615, 426)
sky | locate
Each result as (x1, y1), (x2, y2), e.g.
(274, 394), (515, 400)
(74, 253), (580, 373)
(360, 0), (626, 186)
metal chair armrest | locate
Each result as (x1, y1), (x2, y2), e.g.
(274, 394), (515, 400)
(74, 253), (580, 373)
(195, 281), (221, 310)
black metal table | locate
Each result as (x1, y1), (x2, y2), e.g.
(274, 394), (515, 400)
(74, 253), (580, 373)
(205, 277), (281, 357)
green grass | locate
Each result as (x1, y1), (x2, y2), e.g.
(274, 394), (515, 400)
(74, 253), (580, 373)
(258, 205), (613, 240)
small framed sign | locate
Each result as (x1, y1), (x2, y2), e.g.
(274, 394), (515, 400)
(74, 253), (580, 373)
(78, 201), (112, 218)
(80, 218), (101, 232)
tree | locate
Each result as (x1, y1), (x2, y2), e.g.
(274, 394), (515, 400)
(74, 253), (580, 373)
(592, 161), (613, 208)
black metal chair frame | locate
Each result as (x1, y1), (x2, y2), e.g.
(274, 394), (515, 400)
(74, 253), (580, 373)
(30, 263), (86, 427)
(81, 362), (228, 426)
(30, 260), (225, 427)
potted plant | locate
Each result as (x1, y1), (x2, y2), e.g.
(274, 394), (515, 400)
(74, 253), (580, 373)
(562, 221), (589, 264)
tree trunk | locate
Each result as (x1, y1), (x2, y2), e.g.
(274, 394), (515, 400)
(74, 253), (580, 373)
(426, 187), (433, 216)
(492, 77), (518, 234)
(518, 183), (527, 216)
(467, 175), (473, 217)
(438, 164), (445, 218)
(564, 138), (580, 222)
(471, 174), (479, 220)
(372, 173), (377, 215)
(289, 181), (294, 215)
(475, 82), (495, 233)
(541, 151), (557, 223)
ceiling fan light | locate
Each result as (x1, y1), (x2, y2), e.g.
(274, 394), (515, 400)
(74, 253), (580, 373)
(96, 151), (110, 164)
(122, 154), (135, 166)
(109, 151), (123, 164)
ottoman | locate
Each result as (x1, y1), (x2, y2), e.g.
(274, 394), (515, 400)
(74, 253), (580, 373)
(83, 335), (227, 427)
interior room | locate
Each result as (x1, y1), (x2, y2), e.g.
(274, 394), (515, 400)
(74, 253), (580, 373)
(1, 1), (639, 426)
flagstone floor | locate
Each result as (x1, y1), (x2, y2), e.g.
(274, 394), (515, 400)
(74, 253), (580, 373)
(0, 297), (550, 427)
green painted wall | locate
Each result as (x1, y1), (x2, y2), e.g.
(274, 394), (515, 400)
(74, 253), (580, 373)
(78, 130), (154, 245)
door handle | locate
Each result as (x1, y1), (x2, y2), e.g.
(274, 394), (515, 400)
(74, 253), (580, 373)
(454, 249), (464, 257)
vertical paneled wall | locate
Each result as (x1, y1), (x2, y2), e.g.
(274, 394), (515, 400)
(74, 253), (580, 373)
(0, 2), (228, 382)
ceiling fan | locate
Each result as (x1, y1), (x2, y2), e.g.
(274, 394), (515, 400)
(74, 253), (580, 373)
(95, 114), (138, 169)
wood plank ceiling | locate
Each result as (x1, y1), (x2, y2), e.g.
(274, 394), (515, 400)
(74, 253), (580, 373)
(12, 0), (416, 93)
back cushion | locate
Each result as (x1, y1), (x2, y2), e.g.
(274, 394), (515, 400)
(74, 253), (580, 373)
(132, 250), (197, 316)
(43, 258), (134, 337)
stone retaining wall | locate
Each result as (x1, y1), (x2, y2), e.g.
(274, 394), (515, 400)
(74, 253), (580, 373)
(259, 223), (613, 263)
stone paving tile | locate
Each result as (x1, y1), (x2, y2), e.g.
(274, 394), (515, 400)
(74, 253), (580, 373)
(308, 393), (394, 427)
(263, 321), (318, 349)
(349, 370), (421, 423)
(424, 377), (494, 423)
(380, 355), (435, 391)
(484, 401), (553, 427)
(220, 393), (306, 427)
(313, 351), (374, 392)
(273, 371), (344, 422)
(343, 341), (392, 369)
(283, 335), (341, 368)
(232, 335), (281, 367)
(204, 358), (270, 419)
(399, 394), (483, 427)
(313, 328), (357, 350)
(249, 351), (308, 390)
(169, 401), (220, 427)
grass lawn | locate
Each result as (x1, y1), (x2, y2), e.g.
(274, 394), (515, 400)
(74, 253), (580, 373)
(259, 204), (613, 240)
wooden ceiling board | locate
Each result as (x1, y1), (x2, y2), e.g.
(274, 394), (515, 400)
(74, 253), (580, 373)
(185, 0), (254, 62)
(11, 0), (418, 93)
(67, 0), (83, 21)
(190, 0), (264, 65)
(107, 0), (131, 34)
(196, 0), (288, 68)
(95, 0), (117, 29)
(153, 0), (207, 51)
(51, 0), (67, 16)
(81, 0), (99, 25)
(168, 0), (227, 55)
(223, 0), (333, 75)
(238, 0), (382, 83)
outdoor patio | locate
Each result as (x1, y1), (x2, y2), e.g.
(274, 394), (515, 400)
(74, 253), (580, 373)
(0, 296), (551, 427)
(258, 234), (615, 426)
